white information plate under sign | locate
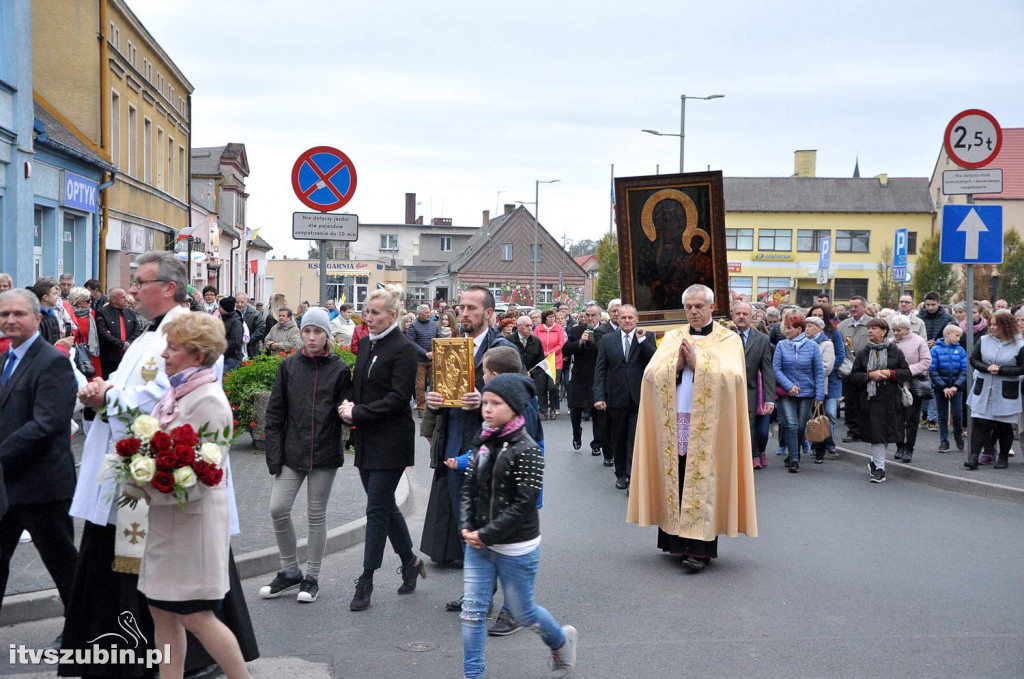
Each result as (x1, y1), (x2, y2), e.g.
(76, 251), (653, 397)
(292, 212), (359, 241)
(942, 169), (1003, 195)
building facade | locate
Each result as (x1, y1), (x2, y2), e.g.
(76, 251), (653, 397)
(724, 152), (935, 307)
(265, 259), (405, 311)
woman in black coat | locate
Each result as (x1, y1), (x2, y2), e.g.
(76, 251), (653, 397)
(219, 297), (244, 371)
(849, 318), (911, 484)
(339, 285), (424, 612)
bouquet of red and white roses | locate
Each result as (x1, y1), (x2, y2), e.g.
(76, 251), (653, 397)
(107, 413), (230, 508)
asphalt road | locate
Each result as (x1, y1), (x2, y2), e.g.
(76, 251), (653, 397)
(5, 415), (1024, 678)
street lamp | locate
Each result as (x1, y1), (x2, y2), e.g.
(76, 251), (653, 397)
(642, 93), (724, 172)
(533, 180), (559, 307)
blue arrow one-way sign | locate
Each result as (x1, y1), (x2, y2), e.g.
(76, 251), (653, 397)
(940, 205), (1003, 264)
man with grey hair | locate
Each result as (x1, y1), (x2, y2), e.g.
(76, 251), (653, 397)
(563, 302), (605, 454)
(235, 292), (266, 358)
(599, 298), (622, 336)
(732, 300), (776, 469)
(897, 294), (926, 339)
(58, 272), (75, 299)
(407, 303), (439, 415)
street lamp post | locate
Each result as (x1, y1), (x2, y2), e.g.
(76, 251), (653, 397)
(533, 179), (559, 307)
(642, 93), (724, 172)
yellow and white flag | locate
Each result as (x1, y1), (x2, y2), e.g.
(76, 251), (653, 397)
(533, 353), (557, 381)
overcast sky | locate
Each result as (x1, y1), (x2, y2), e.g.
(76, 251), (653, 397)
(131, 0), (1024, 258)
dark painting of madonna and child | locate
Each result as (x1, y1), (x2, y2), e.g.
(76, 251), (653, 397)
(614, 171), (728, 320)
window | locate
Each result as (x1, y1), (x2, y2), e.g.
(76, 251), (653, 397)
(179, 146), (186, 198)
(156, 127), (165, 189)
(729, 276), (753, 302)
(143, 118), (152, 183)
(380, 234), (398, 250)
(487, 283), (502, 300)
(797, 229), (830, 252)
(408, 286), (427, 304)
(143, 59), (153, 82)
(908, 231), (918, 255)
(127, 106), (137, 177)
(167, 135), (174, 195)
(126, 40), (136, 66)
(110, 91), (120, 168)
(836, 230), (870, 253)
(108, 22), (119, 51)
(440, 236), (452, 252)
(530, 243), (543, 262)
(539, 284), (554, 305)
(500, 243), (513, 261)
(757, 229), (792, 252)
(834, 277), (869, 300)
(756, 277), (792, 304)
(725, 228), (754, 250)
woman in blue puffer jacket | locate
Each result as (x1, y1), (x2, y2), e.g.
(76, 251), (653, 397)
(773, 314), (824, 473)
(930, 323), (968, 452)
(808, 305), (845, 459)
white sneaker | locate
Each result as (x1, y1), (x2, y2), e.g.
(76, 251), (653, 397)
(549, 625), (577, 678)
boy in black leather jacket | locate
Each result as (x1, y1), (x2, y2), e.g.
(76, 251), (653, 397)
(458, 373), (578, 679)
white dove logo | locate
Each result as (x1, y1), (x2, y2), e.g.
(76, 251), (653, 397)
(86, 611), (148, 648)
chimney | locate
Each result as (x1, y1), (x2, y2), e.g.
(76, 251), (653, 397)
(504, 203), (515, 215)
(482, 210), (490, 225)
(405, 193), (416, 224)
(875, 173), (888, 187)
(793, 150), (817, 178)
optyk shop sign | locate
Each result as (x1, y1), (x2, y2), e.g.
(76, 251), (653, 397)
(62, 172), (98, 213)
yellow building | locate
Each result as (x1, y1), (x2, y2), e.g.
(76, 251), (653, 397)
(33, 0), (193, 287)
(724, 151), (935, 307)
(265, 259), (406, 311)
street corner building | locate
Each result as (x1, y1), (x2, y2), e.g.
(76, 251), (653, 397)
(627, 322), (757, 542)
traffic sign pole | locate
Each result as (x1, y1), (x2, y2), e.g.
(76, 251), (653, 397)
(320, 240), (328, 308)
(964, 193), (974, 449)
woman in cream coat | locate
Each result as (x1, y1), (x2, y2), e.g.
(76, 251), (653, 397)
(137, 312), (252, 679)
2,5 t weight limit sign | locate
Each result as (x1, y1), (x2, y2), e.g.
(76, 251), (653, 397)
(944, 109), (1002, 169)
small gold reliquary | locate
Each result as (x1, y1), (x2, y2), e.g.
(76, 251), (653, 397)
(431, 337), (475, 407)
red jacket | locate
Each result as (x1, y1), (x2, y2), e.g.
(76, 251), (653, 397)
(350, 322), (371, 354)
(533, 322), (567, 369)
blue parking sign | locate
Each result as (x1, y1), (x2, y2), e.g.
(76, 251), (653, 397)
(940, 205), (1003, 264)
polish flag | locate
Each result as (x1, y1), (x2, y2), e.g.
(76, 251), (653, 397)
(175, 225), (200, 242)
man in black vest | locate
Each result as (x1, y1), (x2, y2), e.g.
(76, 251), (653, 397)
(95, 287), (144, 378)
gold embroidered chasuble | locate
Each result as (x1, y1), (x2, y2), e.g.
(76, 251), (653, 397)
(626, 324), (758, 540)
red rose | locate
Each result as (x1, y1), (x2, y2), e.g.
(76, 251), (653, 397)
(155, 451), (177, 471)
(115, 438), (141, 458)
(201, 466), (223, 486)
(232, 419), (239, 426)
(151, 471), (175, 494)
(192, 460), (211, 478)
(170, 425), (199, 448)
(174, 444), (196, 467)
(249, 421), (256, 428)
(149, 431), (172, 455)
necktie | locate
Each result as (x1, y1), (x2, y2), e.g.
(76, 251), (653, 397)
(742, 330), (748, 347)
(623, 334), (631, 361)
(119, 310), (127, 342)
(2, 354), (17, 387)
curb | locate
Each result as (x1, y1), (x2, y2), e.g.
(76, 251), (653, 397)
(834, 445), (1024, 504)
(0, 472), (414, 627)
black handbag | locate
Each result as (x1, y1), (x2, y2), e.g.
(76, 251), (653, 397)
(911, 373), (932, 400)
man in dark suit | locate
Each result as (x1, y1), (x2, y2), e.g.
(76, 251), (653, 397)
(510, 315), (545, 414)
(236, 292), (266, 358)
(0, 288), (78, 614)
(732, 301), (776, 469)
(597, 298), (621, 336)
(563, 302), (604, 454)
(95, 287), (143, 378)
(593, 304), (657, 489)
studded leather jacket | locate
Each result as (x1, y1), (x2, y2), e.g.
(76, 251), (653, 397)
(459, 427), (543, 546)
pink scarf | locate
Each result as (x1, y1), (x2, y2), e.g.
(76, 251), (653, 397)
(151, 367), (219, 427)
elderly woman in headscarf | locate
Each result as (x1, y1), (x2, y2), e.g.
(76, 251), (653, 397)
(964, 311), (1024, 470)
(891, 314), (931, 464)
(849, 318), (911, 483)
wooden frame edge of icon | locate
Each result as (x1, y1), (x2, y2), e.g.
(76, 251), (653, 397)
(431, 337), (476, 408)
(613, 171), (729, 325)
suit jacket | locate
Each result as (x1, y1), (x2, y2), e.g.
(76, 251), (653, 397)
(593, 328), (657, 408)
(350, 326), (419, 470)
(511, 332), (544, 375)
(562, 323), (603, 408)
(0, 464), (7, 519)
(740, 328), (775, 415)
(95, 305), (144, 378)
(241, 305), (266, 357)
(0, 338), (77, 505)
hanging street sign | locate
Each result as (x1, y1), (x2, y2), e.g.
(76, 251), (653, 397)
(942, 168), (1003, 195)
(892, 228), (908, 283)
(292, 212), (359, 241)
(944, 109), (1002, 169)
(816, 237), (831, 285)
(291, 146), (358, 212)
(940, 205), (1003, 264)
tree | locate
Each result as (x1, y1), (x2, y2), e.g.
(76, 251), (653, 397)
(913, 231), (957, 303)
(998, 230), (1024, 304)
(959, 263), (997, 303)
(570, 239), (599, 257)
(308, 241), (347, 259)
(594, 232), (620, 308)
(875, 244), (899, 308)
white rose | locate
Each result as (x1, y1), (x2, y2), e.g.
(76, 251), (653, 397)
(173, 466), (197, 489)
(131, 415), (161, 441)
(198, 442), (223, 466)
(104, 452), (123, 470)
(129, 455), (156, 484)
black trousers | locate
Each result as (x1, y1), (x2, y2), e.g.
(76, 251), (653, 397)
(899, 395), (923, 452)
(842, 380), (862, 438)
(969, 417), (1015, 463)
(359, 467), (415, 571)
(607, 405), (639, 479)
(0, 499), (77, 612)
(570, 406), (604, 452)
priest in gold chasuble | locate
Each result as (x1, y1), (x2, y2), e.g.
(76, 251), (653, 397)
(627, 284), (757, 573)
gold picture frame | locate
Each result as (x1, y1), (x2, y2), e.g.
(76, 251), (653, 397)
(431, 337), (476, 407)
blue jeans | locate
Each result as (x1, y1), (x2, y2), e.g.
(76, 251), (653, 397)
(924, 396), (938, 423)
(778, 397), (814, 461)
(224, 357), (241, 372)
(461, 544), (565, 679)
(750, 413), (770, 455)
(934, 389), (964, 444)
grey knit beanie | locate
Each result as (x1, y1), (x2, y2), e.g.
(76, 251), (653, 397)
(482, 373), (535, 416)
(300, 306), (331, 335)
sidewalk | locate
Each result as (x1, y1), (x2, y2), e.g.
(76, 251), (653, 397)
(1, 433), (393, 626)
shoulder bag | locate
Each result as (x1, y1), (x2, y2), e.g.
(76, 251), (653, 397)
(804, 402), (831, 443)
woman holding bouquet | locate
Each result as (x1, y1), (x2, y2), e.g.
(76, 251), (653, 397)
(138, 312), (253, 679)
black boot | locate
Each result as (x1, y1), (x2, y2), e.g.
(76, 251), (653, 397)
(397, 556), (426, 594)
(964, 449), (979, 470)
(994, 452), (1009, 469)
(902, 448), (913, 463)
(350, 576), (373, 611)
